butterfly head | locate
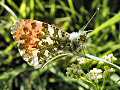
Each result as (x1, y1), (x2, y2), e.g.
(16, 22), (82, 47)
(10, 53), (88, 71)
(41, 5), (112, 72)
(69, 31), (88, 44)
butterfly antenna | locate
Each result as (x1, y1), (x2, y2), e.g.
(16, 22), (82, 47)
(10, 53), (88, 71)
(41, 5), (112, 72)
(79, 8), (99, 32)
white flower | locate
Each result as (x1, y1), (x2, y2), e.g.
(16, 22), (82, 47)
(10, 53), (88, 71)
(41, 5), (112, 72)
(104, 54), (117, 62)
(109, 68), (115, 72)
(77, 57), (86, 64)
(104, 54), (113, 59)
(87, 68), (103, 80)
(105, 68), (115, 73)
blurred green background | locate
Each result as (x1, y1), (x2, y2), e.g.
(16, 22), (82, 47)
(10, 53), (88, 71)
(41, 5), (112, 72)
(0, 0), (120, 90)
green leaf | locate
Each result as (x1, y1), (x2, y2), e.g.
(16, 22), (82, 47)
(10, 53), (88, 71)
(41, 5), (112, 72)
(19, 0), (27, 18)
(90, 12), (120, 36)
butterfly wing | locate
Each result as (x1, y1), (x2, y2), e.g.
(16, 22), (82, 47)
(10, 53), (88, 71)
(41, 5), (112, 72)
(11, 19), (71, 68)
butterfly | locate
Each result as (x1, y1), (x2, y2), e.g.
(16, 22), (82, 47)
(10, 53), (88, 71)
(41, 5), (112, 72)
(11, 19), (88, 68)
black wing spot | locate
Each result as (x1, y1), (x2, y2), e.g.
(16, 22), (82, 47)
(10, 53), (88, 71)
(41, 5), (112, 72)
(31, 22), (36, 29)
(42, 22), (48, 28)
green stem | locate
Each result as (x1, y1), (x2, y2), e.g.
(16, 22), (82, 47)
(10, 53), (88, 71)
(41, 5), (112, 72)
(41, 53), (73, 69)
(85, 54), (120, 70)
(0, 2), (17, 19)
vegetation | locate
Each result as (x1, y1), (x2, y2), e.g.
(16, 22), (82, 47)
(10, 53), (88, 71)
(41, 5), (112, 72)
(0, 0), (120, 90)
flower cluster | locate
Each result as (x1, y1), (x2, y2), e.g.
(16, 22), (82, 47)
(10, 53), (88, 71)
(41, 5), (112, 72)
(104, 54), (117, 62)
(87, 68), (103, 80)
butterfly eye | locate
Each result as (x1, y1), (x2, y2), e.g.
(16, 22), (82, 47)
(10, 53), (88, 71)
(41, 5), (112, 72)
(80, 35), (87, 43)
